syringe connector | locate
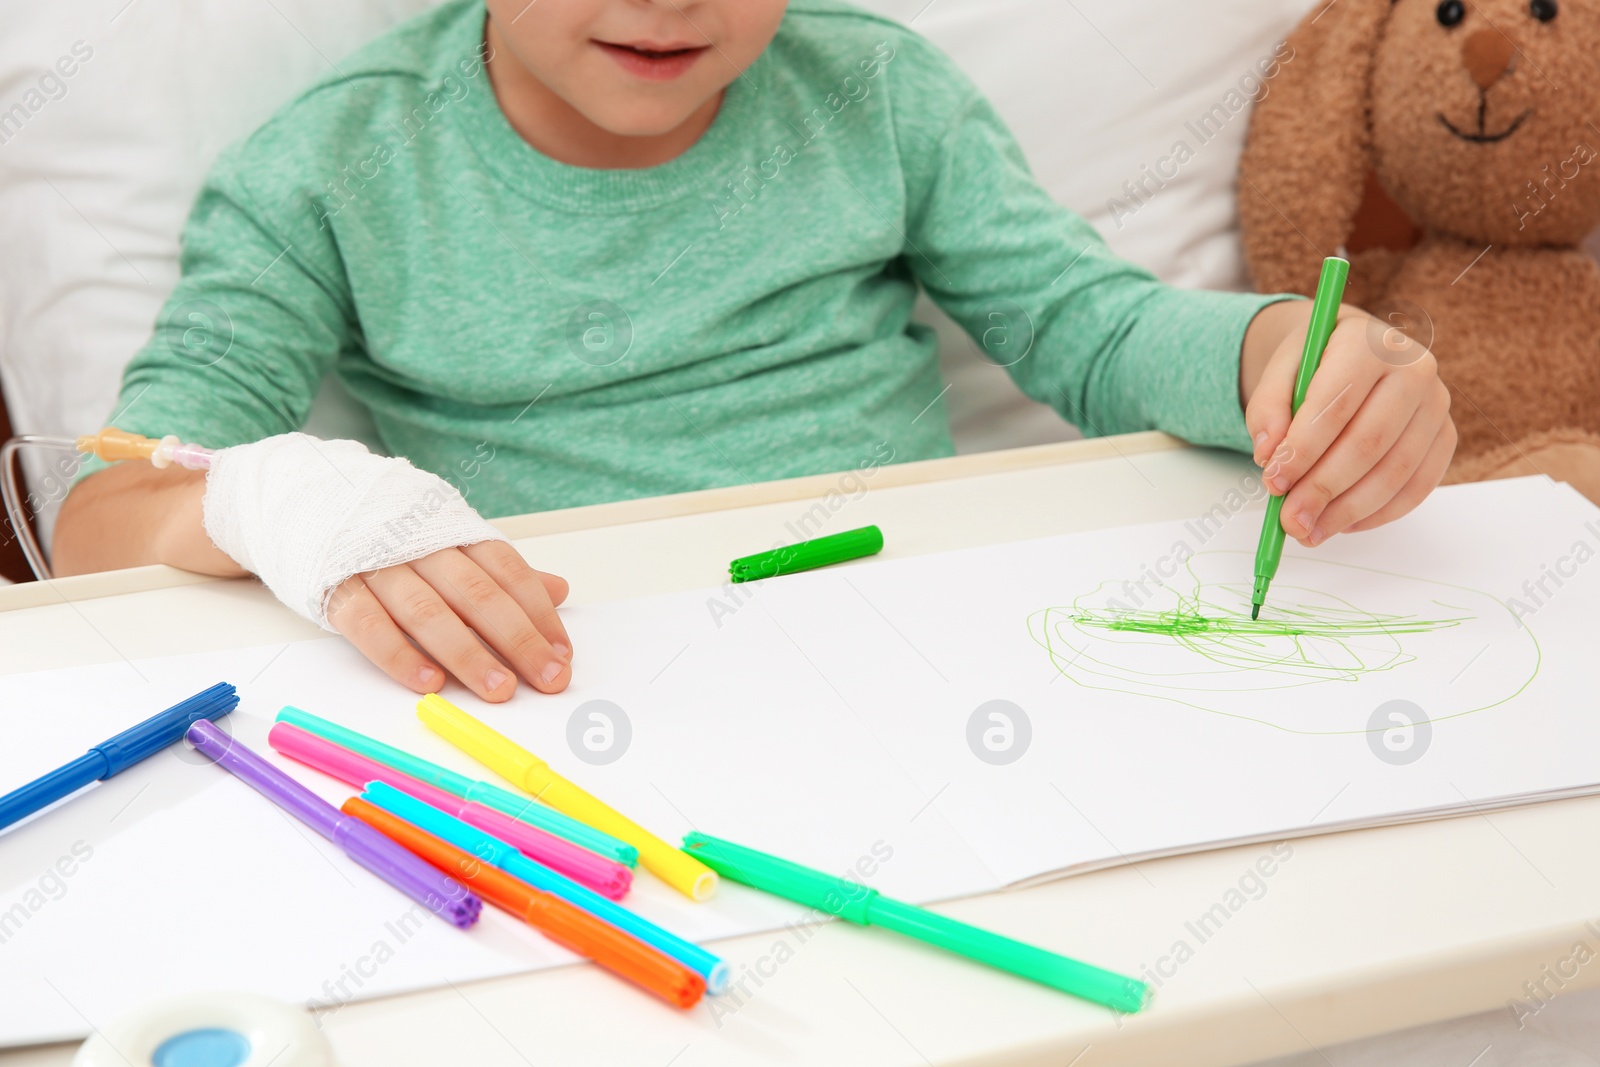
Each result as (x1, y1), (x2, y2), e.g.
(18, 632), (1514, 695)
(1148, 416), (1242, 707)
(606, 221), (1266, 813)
(75, 427), (158, 462)
(75, 427), (214, 470)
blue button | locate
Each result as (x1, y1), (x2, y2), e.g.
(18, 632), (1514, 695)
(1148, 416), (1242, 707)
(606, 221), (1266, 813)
(151, 1028), (252, 1067)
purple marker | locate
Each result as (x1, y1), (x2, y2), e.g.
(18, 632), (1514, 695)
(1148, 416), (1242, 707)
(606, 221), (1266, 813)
(186, 719), (481, 929)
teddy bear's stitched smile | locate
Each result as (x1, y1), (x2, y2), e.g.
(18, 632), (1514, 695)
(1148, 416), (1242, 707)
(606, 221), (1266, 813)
(1437, 108), (1533, 144)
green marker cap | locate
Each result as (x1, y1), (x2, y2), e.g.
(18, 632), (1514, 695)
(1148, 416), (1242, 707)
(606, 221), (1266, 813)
(729, 524), (884, 584)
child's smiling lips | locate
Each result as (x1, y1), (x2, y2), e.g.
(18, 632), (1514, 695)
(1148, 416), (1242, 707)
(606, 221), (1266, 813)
(595, 39), (709, 82)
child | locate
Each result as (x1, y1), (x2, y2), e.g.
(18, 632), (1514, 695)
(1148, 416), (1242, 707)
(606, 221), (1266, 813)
(53, 0), (1455, 703)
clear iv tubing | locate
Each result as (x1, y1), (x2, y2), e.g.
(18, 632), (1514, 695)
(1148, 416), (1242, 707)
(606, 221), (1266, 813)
(1, 435), (74, 581)
(1, 430), (215, 582)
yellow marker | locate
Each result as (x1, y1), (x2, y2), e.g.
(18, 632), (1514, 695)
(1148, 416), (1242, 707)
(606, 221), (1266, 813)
(416, 694), (718, 902)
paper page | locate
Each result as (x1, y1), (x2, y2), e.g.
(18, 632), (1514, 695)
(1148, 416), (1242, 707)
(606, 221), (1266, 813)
(1, 477), (1595, 1044)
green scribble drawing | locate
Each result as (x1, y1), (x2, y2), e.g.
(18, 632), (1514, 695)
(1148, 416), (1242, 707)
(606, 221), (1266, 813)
(1030, 551), (1540, 735)
(1064, 591), (1465, 683)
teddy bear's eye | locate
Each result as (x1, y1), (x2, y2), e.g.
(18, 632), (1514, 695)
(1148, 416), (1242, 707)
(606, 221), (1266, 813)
(1436, 1), (1466, 27)
(1529, 0), (1558, 21)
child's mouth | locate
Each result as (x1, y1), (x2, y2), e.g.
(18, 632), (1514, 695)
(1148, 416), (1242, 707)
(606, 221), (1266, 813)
(596, 40), (708, 82)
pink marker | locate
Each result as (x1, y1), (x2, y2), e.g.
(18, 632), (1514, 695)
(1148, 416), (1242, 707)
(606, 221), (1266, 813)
(267, 722), (633, 900)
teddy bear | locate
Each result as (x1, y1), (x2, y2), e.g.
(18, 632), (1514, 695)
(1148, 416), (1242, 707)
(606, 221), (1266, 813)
(1237, 0), (1600, 502)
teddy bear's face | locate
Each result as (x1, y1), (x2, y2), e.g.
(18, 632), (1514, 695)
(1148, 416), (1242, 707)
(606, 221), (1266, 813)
(1371, 0), (1600, 246)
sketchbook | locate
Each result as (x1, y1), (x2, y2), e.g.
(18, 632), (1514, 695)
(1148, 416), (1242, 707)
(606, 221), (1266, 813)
(1, 476), (1597, 1045)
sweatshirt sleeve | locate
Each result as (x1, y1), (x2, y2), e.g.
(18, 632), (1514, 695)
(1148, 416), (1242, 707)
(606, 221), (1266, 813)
(75, 141), (356, 481)
(893, 39), (1296, 452)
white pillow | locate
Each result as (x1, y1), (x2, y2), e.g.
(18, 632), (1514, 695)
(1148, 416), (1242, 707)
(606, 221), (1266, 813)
(0, 0), (435, 544)
(858, 0), (1319, 452)
(0, 0), (1315, 547)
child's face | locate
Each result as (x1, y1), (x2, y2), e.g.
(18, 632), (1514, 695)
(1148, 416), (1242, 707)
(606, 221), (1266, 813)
(484, 0), (788, 138)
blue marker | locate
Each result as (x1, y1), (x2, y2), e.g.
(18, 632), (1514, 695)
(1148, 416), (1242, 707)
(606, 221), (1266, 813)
(0, 683), (238, 833)
(362, 780), (730, 994)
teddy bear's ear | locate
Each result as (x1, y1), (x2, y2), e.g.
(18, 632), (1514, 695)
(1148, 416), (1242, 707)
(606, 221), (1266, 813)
(1238, 0), (1393, 296)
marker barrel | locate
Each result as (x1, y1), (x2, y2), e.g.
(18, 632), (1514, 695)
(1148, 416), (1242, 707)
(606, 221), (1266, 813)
(537, 776), (718, 903)
(345, 798), (704, 1009)
(270, 723), (632, 899)
(276, 707), (637, 865)
(869, 897), (1150, 1014)
(418, 694), (715, 902)
(188, 720), (481, 929)
(365, 782), (726, 993)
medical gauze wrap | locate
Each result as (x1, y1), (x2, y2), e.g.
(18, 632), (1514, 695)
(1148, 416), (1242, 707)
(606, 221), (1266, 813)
(202, 434), (506, 629)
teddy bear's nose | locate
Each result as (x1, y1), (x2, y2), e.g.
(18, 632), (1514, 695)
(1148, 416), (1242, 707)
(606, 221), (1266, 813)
(1462, 28), (1518, 90)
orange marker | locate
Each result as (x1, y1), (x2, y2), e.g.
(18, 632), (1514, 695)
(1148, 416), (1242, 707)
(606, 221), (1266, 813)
(342, 798), (705, 1009)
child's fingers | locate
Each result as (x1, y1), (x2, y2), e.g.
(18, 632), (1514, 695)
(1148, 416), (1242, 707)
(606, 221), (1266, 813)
(326, 575), (446, 694)
(1346, 420), (1458, 533)
(362, 563), (518, 703)
(536, 567), (570, 607)
(413, 549), (571, 694)
(1278, 372), (1416, 543)
(1243, 333), (1302, 467)
(1306, 383), (1451, 540)
(462, 541), (573, 657)
(1264, 350), (1381, 496)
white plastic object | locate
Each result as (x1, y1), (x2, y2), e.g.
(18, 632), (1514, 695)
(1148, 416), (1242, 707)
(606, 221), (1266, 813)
(71, 992), (335, 1067)
(149, 434), (182, 469)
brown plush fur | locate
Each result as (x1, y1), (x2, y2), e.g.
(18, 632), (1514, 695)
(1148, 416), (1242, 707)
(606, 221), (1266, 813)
(1238, 0), (1600, 500)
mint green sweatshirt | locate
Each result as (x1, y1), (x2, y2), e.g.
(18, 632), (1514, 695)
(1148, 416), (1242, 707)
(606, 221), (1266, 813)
(87, 0), (1284, 517)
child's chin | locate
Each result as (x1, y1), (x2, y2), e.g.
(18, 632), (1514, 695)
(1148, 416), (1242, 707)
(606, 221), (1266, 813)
(583, 94), (716, 140)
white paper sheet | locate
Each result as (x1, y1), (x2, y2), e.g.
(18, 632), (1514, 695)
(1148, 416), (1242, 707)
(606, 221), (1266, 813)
(2, 477), (1597, 1045)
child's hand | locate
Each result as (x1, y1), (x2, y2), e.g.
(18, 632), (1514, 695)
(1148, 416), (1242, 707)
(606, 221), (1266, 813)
(1241, 302), (1456, 547)
(326, 541), (573, 703)
(56, 460), (574, 702)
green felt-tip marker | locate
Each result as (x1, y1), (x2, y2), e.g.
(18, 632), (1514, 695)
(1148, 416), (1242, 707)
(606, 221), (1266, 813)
(1251, 256), (1350, 621)
(683, 831), (1151, 1014)
(729, 524), (883, 584)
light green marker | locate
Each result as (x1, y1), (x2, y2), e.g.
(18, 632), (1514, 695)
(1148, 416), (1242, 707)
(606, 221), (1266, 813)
(683, 831), (1151, 1014)
(1252, 256), (1351, 620)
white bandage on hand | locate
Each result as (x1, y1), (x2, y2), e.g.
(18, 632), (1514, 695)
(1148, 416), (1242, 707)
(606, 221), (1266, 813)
(201, 433), (507, 629)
